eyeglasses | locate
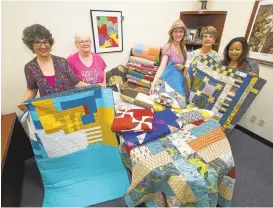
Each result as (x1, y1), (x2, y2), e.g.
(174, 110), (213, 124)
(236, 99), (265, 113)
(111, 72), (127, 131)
(33, 40), (51, 47)
(78, 40), (91, 46)
(202, 34), (215, 40)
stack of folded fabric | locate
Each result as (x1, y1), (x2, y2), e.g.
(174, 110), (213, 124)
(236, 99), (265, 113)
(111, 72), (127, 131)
(120, 44), (161, 96)
(112, 108), (205, 148)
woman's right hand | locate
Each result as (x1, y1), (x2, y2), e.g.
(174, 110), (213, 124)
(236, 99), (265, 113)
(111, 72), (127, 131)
(17, 102), (28, 112)
(150, 82), (155, 95)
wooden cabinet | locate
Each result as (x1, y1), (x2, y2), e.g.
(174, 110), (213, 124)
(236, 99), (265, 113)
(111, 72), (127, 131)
(180, 11), (227, 52)
(1, 113), (33, 207)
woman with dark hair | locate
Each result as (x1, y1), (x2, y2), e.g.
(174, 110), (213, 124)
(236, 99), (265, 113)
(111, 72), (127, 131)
(222, 37), (259, 76)
(17, 24), (89, 112)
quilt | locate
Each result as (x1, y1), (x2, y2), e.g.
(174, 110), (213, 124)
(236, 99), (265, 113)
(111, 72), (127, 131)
(111, 108), (154, 133)
(23, 86), (130, 207)
(106, 65), (127, 92)
(120, 82), (150, 95)
(131, 43), (161, 63)
(153, 61), (188, 109)
(188, 55), (267, 133)
(120, 88), (165, 112)
(127, 68), (154, 81)
(119, 119), (236, 207)
(128, 56), (158, 67)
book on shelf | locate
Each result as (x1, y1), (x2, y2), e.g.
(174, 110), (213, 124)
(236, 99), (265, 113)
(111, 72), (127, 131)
(185, 26), (204, 44)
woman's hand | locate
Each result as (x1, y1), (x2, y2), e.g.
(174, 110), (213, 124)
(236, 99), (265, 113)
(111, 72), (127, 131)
(183, 67), (188, 77)
(248, 72), (258, 77)
(99, 83), (106, 88)
(17, 102), (28, 112)
(175, 64), (185, 70)
(150, 82), (155, 95)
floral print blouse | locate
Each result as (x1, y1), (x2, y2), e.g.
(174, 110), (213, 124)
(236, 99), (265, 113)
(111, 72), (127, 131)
(24, 55), (80, 97)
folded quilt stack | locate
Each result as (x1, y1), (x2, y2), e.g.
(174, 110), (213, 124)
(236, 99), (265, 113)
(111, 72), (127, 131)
(120, 44), (161, 96)
(111, 108), (154, 133)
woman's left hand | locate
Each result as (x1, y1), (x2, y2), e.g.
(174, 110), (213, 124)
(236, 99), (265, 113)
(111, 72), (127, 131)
(175, 64), (185, 70)
(248, 72), (258, 77)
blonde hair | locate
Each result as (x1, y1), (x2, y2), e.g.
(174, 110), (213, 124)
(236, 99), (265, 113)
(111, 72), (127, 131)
(74, 33), (91, 43)
(168, 27), (188, 63)
(200, 26), (218, 39)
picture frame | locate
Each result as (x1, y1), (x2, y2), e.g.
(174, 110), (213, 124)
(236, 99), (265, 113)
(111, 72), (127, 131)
(90, 10), (123, 53)
(245, 0), (273, 65)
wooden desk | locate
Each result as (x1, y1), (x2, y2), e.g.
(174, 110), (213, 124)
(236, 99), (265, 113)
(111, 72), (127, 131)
(1, 113), (33, 207)
(1, 113), (17, 169)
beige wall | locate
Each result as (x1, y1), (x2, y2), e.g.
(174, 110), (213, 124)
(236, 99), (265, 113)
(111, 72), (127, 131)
(1, 0), (194, 115)
(1, 0), (272, 141)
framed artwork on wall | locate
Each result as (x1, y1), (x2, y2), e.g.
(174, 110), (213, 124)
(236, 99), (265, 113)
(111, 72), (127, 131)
(90, 10), (123, 53)
(245, 0), (273, 65)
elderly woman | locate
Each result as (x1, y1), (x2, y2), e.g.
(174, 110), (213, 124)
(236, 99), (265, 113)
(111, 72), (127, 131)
(67, 34), (107, 86)
(185, 26), (222, 74)
(17, 24), (89, 112)
(222, 37), (259, 76)
(150, 19), (188, 94)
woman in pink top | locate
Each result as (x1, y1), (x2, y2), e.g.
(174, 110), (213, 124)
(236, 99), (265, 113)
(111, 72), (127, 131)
(67, 34), (107, 87)
(150, 19), (188, 94)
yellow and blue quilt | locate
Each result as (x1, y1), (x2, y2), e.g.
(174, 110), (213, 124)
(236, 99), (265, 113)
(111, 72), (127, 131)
(24, 86), (130, 207)
(188, 55), (267, 133)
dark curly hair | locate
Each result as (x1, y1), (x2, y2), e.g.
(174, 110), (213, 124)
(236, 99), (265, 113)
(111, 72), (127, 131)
(22, 24), (54, 53)
(222, 37), (249, 68)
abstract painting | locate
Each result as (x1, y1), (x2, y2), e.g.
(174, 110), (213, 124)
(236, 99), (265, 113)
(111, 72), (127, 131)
(90, 10), (123, 53)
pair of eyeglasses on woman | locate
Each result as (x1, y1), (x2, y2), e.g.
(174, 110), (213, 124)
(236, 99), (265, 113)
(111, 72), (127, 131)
(78, 40), (91, 45)
(33, 40), (51, 47)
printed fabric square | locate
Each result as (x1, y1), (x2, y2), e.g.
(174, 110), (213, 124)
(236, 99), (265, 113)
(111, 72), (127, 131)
(111, 108), (154, 133)
(122, 109), (183, 147)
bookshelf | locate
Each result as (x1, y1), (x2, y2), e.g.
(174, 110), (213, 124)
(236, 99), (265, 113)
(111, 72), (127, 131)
(180, 11), (227, 52)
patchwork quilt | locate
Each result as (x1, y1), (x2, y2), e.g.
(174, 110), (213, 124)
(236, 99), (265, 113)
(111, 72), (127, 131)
(23, 86), (130, 207)
(154, 61), (188, 109)
(131, 44), (161, 63)
(188, 55), (266, 133)
(111, 108), (154, 133)
(119, 119), (236, 207)
(106, 65), (127, 92)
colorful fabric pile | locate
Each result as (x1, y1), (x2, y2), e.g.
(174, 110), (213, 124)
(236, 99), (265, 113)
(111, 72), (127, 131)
(188, 55), (267, 133)
(118, 44), (161, 96)
(22, 86), (130, 207)
(121, 109), (204, 147)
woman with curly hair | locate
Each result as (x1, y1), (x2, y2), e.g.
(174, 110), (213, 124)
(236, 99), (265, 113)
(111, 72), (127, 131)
(17, 24), (89, 112)
(222, 37), (259, 77)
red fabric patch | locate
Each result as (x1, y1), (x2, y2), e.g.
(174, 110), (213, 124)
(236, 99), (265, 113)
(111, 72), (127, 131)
(228, 167), (236, 179)
(193, 120), (205, 126)
(124, 144), (132, 155)
(111, 108), (154, 133)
